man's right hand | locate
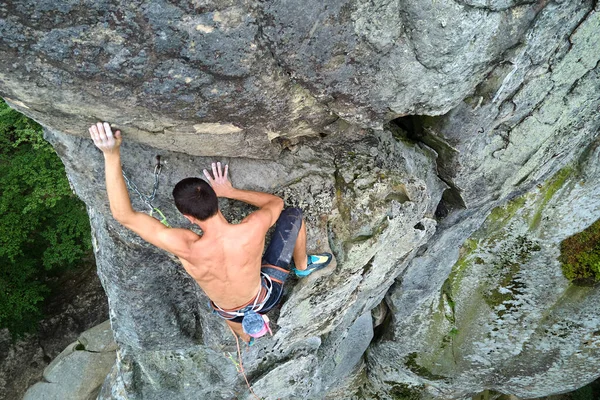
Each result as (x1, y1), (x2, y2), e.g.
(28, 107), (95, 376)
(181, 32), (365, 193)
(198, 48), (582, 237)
(89, 122), (121, 156)
(203, 162), (234, 198)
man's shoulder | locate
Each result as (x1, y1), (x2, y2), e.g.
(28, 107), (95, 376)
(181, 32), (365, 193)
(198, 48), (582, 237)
(159, 226), (201, 241)
(226, 217), (264, 239)
(156, 227), (201, 257)
(240, 210), (272, 232)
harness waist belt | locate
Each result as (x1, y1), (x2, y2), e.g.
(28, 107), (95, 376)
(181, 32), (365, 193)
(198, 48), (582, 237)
(210, 272), (273, 319)
(260, 264), (289, 284)
(213, 286), (268, 313)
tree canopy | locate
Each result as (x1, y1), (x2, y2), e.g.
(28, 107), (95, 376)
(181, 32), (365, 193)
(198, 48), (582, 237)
(0, 100), (92, 337)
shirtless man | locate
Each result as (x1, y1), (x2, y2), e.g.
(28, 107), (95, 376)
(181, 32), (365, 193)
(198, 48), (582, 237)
(89, 122), (332, 343)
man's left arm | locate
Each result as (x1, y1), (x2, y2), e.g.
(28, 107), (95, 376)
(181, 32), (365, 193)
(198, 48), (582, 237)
(89, 122), (196, 258)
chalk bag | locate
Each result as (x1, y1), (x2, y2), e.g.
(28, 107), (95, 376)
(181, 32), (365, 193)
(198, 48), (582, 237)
(242, 310), (272, 338)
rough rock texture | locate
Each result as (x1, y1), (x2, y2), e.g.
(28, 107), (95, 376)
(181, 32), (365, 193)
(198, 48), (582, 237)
(1, 0), (600, 399)
(368, 142), (600, 399)
(366, 1), (600, 398)
(24, 320), (117, 400)
(42, 124), (445, 399)
(0, 264), (108, 400)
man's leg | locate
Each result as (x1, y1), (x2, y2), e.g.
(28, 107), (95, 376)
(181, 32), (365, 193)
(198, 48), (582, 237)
(225, 319), (251, 343)
(292, 220), (308, 271)
(289, 215), (333, 277)
(263, 207), (332, 277)
(262, 207), (304, 270)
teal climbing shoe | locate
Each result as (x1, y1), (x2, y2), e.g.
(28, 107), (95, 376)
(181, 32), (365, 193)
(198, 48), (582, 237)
(293, 253), (333, 277)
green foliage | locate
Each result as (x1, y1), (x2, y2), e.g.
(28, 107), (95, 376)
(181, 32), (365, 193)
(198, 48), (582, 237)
(0, 100), (92, 337)
(572, 385), (594, 400)
(560, 218), (600, 283)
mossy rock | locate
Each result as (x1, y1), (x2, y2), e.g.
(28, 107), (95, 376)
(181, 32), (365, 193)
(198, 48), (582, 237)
(559, 218), (600, 283)
(530, 167), (574, 230)
(389, 382), (425, 400)
(404, 352), (447, 381)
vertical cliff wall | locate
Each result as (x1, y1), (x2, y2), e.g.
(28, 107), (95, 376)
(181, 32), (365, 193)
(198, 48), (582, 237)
(1, 0), (599, 399)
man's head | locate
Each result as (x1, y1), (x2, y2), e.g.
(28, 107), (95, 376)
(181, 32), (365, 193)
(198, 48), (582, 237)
(172, 178), (218, 221)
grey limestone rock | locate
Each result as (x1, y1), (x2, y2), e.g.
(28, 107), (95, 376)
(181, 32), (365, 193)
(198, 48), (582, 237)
(43, 122), (443, 399)
(2, 0), (600, 399)
(368, 139), (600, 399)
(24, 320), (117, 400)
(78, 320), (118, 353)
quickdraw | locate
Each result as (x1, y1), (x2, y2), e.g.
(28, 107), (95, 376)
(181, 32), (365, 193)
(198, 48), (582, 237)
(122, 155), (171, 227)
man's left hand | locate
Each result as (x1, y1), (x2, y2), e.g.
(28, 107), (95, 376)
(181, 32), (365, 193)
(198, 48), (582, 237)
(204, 162), (234, 198)
(90, 122), (122, 155)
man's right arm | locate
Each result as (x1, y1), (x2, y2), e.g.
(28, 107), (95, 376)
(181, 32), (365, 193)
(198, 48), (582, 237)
(203, 162), (283, 228)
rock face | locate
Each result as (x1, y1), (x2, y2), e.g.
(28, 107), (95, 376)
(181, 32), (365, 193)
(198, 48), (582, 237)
(24, 320), (117, 400)
(1, 0), (600, 399)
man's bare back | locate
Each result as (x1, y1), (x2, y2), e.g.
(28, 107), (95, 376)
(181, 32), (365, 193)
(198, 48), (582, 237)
(179, 217), (267, 309)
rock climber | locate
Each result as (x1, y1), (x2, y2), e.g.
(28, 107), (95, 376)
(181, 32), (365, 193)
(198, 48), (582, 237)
(89, 122), (332, 343)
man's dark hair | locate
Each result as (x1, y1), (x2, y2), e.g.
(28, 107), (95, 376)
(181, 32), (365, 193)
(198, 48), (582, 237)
(172, 178), (218, 221)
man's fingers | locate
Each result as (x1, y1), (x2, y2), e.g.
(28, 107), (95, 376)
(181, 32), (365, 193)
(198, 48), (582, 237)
(205, 162), (229, 183)
(103, 122), (113, 139)
(89, 122), (122, 153)
(89, 125), (100, 143)
(96, 122), (107, 141)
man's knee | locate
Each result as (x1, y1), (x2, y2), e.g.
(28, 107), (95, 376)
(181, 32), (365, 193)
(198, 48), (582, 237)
(280, 207), (303, 221)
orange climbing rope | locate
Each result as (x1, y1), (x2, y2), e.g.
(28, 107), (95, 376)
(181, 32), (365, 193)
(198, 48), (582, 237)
(227, 325), (262, 400)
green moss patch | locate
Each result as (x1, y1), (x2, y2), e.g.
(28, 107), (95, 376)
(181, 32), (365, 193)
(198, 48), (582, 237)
(404, 352), (447, 381)
(441, 327), (459, 349)
(438, 238), (479, 348)
(388, 382), (425, 400)
(530, 167), (574, 230)
(560, 218), (600, 283)
(489, 196), (527, 226)
(441, 238), (478, 308)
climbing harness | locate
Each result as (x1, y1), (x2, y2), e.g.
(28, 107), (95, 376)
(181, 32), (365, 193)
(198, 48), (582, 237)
(122, 155), (170, 227)
(210, 272), (275, 339)
(211, 273), (273, 317)
(218, 275), (277, 399)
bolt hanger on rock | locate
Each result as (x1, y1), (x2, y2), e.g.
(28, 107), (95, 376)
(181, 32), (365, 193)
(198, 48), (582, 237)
(122, 155), (170, 227)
